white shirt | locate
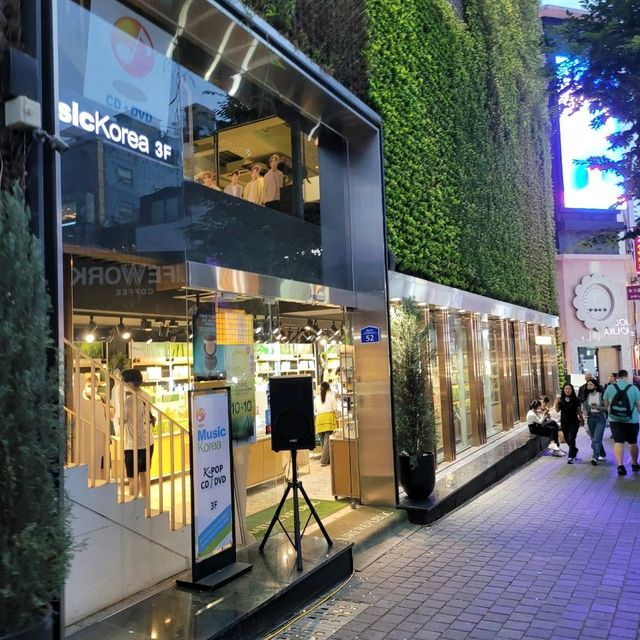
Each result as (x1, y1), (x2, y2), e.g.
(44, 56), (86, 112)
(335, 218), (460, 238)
(586, 390), (603, 413)
(244, 177), (263, 204)
(314, 392), (338, 415)
(262, 169), (283, 202)
(124, 389), (153, 450)
(526, 409), (544, 426)
(224, 183), (243, 198)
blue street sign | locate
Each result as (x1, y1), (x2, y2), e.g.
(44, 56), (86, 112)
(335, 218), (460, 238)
(360, 326), (381, 344)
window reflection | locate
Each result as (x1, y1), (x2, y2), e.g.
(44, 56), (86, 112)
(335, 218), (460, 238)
(57, 0), (351, 289)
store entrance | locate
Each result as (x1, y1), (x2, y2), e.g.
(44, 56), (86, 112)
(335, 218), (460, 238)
(65, 256), (359, 550)
(186, 293), (359, 544)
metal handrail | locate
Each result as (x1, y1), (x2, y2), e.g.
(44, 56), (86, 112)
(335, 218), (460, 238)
(64, 339), (191, 530)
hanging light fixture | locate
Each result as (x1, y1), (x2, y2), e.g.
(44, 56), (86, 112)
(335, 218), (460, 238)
(140, 318), (151, 331)
(305, 318), (313, 331)
(117, 317), (131, 341)
(84, 316), (97, 343)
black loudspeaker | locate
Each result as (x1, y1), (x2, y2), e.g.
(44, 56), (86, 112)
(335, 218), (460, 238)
(269, 376), (315, 452)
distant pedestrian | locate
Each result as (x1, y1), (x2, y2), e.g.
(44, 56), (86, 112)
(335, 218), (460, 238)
(581, 378), (607, 465)
(526, 399), (564, 456)
(556, 383), (583, 464)
(314, 382), (338, 467)
(603, 369), (640, 476)
(603, 372), (618, 394)
(578, 371), (599, 403)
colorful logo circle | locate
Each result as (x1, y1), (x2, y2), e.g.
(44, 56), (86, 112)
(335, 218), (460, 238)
(111, 16), (155, 78)
(196, 408), (206, 423)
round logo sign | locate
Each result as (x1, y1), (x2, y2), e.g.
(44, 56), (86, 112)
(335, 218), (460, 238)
(111, 16), (155, 78)
(196, 408), (206, 423)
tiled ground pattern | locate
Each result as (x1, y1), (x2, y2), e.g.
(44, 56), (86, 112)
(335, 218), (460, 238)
(289, 432), (640, 640)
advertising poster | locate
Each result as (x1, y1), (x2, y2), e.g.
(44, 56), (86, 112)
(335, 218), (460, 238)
(83, 0), (174, 130)
(193, 312), (224, 379)
(216, 345), (257, 445)
(191, 389), (233, 563)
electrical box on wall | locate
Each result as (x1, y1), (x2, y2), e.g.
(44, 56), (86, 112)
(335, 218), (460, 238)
(4, 95), (42, 129)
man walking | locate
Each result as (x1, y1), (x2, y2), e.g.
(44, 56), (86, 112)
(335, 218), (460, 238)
(603, 369), (640, 476)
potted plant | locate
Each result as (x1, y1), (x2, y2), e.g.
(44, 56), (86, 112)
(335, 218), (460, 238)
(391, 298), (437, 500)
(0, 187), (71, 639)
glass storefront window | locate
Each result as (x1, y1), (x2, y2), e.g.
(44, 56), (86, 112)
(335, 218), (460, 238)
(482, 319), (503, 435)
(449, 315), (472, 453)
(508, 322), (520, 422)
(57, 0), (353, 290)
(421, 309), (444, 462)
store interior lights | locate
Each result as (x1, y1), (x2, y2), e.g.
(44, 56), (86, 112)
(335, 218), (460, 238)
(140, 318), (152, 331)
(84, 316), (97, 343)
(117, 317), (131, 341)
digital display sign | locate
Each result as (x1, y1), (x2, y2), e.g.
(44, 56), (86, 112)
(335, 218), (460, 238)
(556, 56), (624, 210)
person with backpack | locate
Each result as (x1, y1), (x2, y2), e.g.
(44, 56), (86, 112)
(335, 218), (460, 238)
(603, 369), (640, 476)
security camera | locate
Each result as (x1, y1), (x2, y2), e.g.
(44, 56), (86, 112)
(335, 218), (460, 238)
(49, 136), (69, 153)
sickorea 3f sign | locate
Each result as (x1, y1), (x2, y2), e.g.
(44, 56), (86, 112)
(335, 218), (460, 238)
(191, 389), (234, 563)
(58, 100), (174, 162)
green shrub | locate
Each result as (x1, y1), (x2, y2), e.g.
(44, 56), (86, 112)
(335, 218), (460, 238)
(0, 187), (71, 635)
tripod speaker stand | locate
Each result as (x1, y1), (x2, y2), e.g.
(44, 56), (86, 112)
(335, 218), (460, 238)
(258, 448), (333, 570)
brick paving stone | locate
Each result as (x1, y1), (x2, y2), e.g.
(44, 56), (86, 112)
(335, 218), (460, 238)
(283, 431), (640, 640)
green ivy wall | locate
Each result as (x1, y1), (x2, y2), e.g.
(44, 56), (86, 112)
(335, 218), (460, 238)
(244, 0), (558, 314)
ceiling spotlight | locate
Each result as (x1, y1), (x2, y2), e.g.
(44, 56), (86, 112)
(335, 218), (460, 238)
(254, 321), (263, 335)
(146, 335), (154, 344)
(314, 321), (322, 336)
(140, 318), (151, 331)
(305, 318), (313, 331)
(117, 317), (131, 341)
(169, 319), (179, 328)
(84, 315), (97, 343)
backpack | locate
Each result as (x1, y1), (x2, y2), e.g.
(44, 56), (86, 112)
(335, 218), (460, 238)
(609, 383), (633, 419)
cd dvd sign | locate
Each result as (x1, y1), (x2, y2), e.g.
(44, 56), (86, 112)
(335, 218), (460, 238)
(83, 0), (172, 130)
(111, 16), (155, 78)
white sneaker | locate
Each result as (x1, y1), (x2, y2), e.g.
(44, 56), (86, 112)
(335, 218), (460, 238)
(553, 449), (565, 457)
(548, 442), (560, 451)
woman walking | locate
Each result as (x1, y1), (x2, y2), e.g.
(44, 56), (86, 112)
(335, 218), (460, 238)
(582, 378), (607, 465)
(556, 383), (583, 464)
(314, 382), (339, 467)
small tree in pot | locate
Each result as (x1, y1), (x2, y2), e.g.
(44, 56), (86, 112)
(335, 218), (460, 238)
(391, 298), (437, 500)
(0, 187), (71, 639)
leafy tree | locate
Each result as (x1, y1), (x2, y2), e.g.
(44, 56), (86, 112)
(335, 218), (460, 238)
(0, 187), (71, 634)
(390, 299), (437, 462)
(558, 0), (640, 204)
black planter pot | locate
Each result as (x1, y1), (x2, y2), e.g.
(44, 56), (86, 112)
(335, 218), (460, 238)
(1, 610), (53, 640)
(399, 452), (436, 500)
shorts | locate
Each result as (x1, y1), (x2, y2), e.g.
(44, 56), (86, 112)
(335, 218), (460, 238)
(125, 445), (154, 478)
(609, 422), (639, 445)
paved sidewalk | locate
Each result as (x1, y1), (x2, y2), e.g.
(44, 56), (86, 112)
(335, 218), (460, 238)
(278, 431), (640, 640)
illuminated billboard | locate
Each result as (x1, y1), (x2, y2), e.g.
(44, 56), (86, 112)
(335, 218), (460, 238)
(556, 55), (624, 210)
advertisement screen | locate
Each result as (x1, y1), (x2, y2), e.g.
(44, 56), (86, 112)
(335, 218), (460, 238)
(556, 55), (624, 210)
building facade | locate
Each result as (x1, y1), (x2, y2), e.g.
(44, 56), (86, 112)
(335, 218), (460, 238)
(4, 0), (560, 631)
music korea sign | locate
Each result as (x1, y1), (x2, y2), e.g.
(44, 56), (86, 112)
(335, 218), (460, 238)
(58, 101), (174, 162)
